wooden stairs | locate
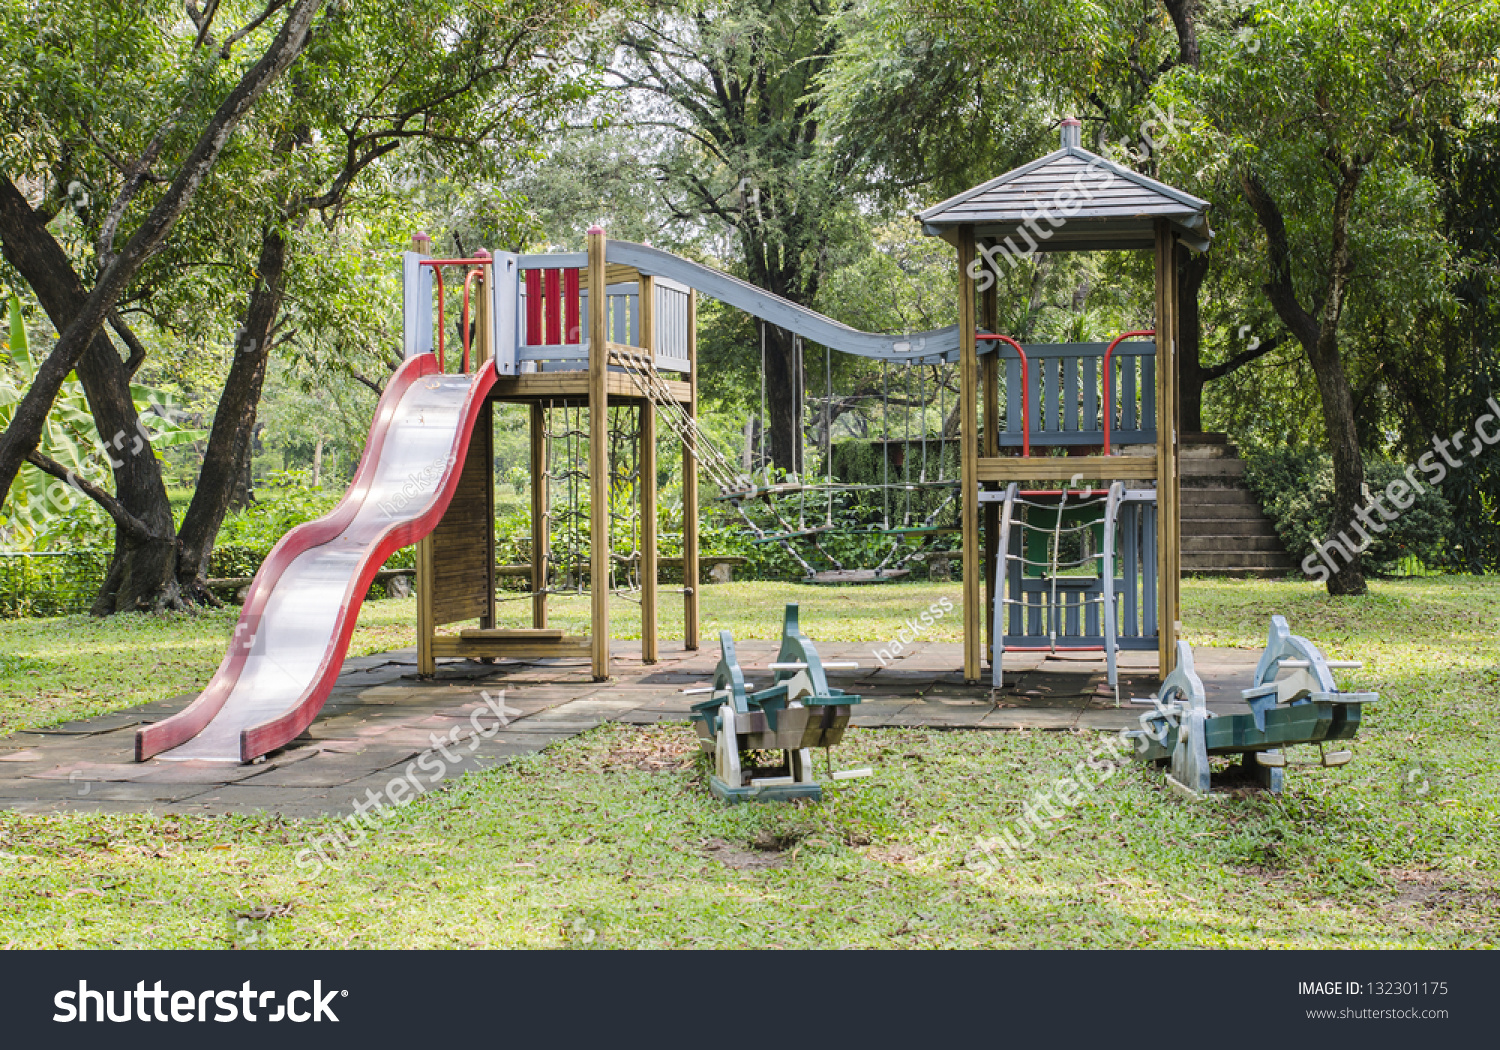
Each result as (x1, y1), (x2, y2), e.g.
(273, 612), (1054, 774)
(1180, 433), (1293, 577)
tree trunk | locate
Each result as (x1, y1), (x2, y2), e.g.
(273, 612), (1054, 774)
(0, 178), (182, 613)
(761, 322), (804, 473)
(228, 430), (255, 512)
(1307, 330), (1368, 595)
(176, 226), (289, 590)
(1242, 169), (1367, 595)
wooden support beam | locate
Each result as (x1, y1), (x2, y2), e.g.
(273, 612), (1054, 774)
(479, 401), (496, 629)
(976, 456), (1159, 482)
(432, 634), (591, 660)
(639, 275), (659, 663)
(530, 402), (549, 629)
(416, 534), (435, 676)
(958, 228), (980, 682)
(588, 227), (610, 680)
(683, 289), (700, 650)
(1154, 221), (1181, 675)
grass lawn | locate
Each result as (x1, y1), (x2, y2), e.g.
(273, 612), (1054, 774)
(0, 576), (1496, 948)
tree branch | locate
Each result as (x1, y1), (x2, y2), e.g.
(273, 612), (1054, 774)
(1202, 333), (1282, 381)
(24, 450), (158, 544)
(107, 311), (149, 377)
(0, 0), (324, 510)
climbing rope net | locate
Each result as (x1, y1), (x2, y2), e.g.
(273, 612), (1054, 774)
(507, 401), (652, 605)
(615, 330), (962, 583)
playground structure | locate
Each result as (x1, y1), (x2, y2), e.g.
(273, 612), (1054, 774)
(136, 119), (1213, 765)
(1127, 617), (1377, 796)
(687, 602), (868, 802)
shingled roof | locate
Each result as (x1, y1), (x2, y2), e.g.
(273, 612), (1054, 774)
(916, 120), (1211, 252)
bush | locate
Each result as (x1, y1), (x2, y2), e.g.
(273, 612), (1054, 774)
(1243, 446), (1454, 574)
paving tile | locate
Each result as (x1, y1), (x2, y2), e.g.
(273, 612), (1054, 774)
(27, 760), (261, 785)
(0, 641), (1234, 816)
(1, 798), (182, 815)
(979, 708), (1080, 730)
(170, 785), (322, 813)
(31, 712), (148, 735)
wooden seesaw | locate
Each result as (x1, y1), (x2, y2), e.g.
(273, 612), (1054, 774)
(685, 603), (870, 803)
(1126, 615), (1377, 797)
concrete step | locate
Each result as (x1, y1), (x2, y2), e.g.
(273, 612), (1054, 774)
(1182, 535), (1285, 552)
(1181, 434), (1241, 459)
(1182, 457), (1245, 477)
(1181, 487), (1266, 504)
(1181, 519), (1280, 538)
(1179, 501), (1272, 520)
(1182, 550), (1296, 570)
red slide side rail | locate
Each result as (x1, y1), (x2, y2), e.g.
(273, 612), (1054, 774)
(978, 333), (1030, 457)
(1102, 329), (1154, 455)
(136, 353), (498, 762)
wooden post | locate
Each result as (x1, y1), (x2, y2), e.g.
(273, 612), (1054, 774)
(587, 226), (611, 680)
(981, 280), (999, 663)
(478, 401), (496, 630)
(530, 403), (549, 629)
(958, 227), (981, 682)
(682, 289), (701, 649)
(1153, 221), (1181, 675)
(639, 275), (659, 663)
(416, 532), (436, 676)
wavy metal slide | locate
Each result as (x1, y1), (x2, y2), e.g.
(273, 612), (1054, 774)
(136, 354), (496, 764)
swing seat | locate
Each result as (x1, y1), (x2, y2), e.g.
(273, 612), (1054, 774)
(806, 568), (911, 585)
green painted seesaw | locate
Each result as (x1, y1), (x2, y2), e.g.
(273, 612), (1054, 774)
(1126, 616), (1377, 797)
(686, 603), (870, 803)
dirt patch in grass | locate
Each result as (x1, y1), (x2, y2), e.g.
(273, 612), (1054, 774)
(1385, 869), (1500, 917)
(701, 836), (789, 870)
(598, 731), (698, 773)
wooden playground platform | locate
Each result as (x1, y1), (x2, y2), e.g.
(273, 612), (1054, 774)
(0, 643), (1261, 818)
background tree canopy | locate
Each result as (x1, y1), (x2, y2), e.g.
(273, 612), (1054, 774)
(0, 0), (1496, 612)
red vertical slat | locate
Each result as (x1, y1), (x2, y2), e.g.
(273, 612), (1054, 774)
(544, 269), (561, 345)
(524, 270), (542, 346)
(564, 268), (581, 344)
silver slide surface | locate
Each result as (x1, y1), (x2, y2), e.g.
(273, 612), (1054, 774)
(155, 368), (484, 762)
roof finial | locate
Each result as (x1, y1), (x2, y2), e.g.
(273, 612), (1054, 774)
(1060, 117), (1082, 150)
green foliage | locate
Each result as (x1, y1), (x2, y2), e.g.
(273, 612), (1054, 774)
(1244, 447), (1454, 574)
(208, 472), (341, 576)
(0, 550), (110, 618)
(0, 295), (204, 550)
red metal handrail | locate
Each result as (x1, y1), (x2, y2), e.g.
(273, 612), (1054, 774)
(418, 256), (492, 372)
(1102, 329), (1154, 455)
(978, 333), (1030, 457)
(461, 267), (484, 373)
